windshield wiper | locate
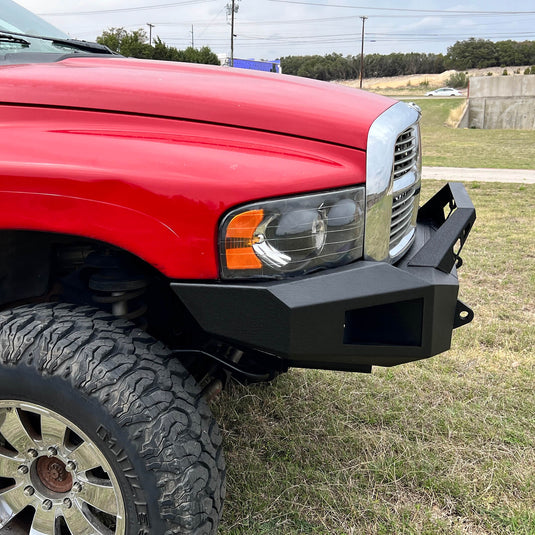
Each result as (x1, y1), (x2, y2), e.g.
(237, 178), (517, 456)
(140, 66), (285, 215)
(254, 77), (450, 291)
(0, 30), (114, 55)
(49, 37), (115, 55)
(0, 33), (30, 47)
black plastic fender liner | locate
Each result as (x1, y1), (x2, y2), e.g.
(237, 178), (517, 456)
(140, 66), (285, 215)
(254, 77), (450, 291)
(171, 182), (475, 372)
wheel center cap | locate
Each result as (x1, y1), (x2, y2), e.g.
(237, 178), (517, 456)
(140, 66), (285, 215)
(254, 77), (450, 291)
(36, 456), (73, 493)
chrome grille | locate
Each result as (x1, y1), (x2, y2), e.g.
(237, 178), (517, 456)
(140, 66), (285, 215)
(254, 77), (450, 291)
(390, 183), (417, 250)
(364, 102), (422, 263)
(393, 127), (418, 180)
(389, 125), (421, 258)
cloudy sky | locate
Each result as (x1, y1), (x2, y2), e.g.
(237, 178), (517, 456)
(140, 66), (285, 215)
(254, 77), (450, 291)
(14, 0), (535, 60)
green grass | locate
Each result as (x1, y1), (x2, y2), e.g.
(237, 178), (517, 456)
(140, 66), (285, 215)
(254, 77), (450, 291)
(411, 99), (535, 169)
(213, 181), (535, 534)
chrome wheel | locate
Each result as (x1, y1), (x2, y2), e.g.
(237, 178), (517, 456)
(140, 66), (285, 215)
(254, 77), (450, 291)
(0, 401), (125, 534)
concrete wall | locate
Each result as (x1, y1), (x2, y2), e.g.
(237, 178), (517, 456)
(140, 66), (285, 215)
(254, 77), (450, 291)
(459, 76), (535, 130)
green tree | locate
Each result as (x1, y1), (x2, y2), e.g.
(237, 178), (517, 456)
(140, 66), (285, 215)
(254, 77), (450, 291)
(95, 27), (125, 52)
(196, 46), (220, 65)
(496, 40), (523, 66)
(96, 28), (220, 65)
(446, 38), (498, 69)
(97, 27), (152, 58)
(152, 36), (180, 61)
(176, 46), (220, 65)
(518, 41), (535, 65)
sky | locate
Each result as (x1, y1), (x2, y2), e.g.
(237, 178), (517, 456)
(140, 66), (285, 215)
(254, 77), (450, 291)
(13, 0), (535, 61)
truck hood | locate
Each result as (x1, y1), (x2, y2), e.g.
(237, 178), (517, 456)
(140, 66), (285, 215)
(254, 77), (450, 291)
(0, 56), (394, 149)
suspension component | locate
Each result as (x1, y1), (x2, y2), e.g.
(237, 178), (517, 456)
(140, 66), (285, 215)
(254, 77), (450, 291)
(86, 252), (148, 322)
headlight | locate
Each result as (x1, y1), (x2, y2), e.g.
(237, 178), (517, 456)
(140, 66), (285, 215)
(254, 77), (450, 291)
(219, 187), (365, 279)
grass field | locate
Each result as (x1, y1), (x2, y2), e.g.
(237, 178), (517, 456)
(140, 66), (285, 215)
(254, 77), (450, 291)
(214, 180), (535, 534)
(412, 98), (535, 170)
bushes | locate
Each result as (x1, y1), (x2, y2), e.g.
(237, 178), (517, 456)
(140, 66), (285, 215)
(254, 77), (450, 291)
(446, 71), (469, 88)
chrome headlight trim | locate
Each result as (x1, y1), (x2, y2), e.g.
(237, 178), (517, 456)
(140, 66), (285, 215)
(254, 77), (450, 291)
(364, 101), (421, 262)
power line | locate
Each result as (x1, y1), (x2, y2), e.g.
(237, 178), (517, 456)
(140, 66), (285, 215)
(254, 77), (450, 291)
(236, 31), (535, 41)
(266, 0), (535, 15)
(40, 0), (535, 18)
(150, 15), (356, 26)
(77, 16), (530, 37)
(135, 12), (534, 27)
(160, 30), (535, 42)
(197, 5), (227, 40)
(38, 0), (216, 17)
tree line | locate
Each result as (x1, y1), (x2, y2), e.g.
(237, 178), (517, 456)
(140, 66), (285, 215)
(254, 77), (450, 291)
(94, 30), (535, 80)
(281, 52), (445, 81)
(96, 28), (220, 65)
(446, 38), (535, 70)
(281, 39), (535, 81)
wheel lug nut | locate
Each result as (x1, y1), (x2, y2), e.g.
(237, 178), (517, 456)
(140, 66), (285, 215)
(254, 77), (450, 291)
(27, 448), (38, 458)
(17, 465), (29, 475)
(72, 482), (83, 493)
(63, 498), (72, 509)
(47, 447), (58, 457)
(42, 499), (53, 511)
(66, 461), (76, 472)
(23, 485), (35, 496)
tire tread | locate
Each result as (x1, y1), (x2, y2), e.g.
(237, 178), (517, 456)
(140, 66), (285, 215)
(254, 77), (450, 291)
(0, 303), (224, 534)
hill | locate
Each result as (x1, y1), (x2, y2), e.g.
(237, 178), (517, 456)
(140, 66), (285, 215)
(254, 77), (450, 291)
(340, 66), (532, 95)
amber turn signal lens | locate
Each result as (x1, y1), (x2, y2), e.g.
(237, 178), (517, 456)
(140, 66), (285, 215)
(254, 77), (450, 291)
(224, 209), (264, 269)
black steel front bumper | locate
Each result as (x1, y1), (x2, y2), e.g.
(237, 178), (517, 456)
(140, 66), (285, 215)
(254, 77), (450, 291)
(172, 183), (476, 372)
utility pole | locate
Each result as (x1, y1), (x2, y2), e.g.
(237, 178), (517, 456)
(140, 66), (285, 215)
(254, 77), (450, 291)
(227, 0), (240, 67)
(147, 23), (155, 46)
(359, 16), (367, 89)
(191, 24), (194, 48)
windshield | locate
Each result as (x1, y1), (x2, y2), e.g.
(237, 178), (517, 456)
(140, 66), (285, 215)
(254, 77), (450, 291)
(0, 0), (112, 62)
(0, 0), (68, 39)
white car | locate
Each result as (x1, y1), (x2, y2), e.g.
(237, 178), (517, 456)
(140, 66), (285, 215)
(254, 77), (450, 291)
(426, 87), (463, 97)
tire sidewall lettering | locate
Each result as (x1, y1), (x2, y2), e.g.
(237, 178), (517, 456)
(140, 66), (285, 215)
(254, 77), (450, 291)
(96, 423), (151, 529)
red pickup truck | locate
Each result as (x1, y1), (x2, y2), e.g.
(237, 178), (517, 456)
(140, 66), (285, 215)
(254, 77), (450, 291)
(0, 1), (475, 533)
